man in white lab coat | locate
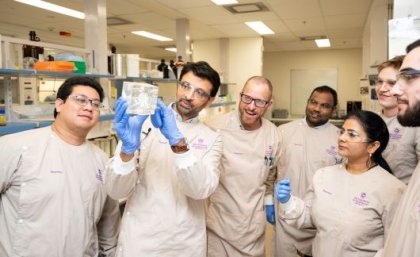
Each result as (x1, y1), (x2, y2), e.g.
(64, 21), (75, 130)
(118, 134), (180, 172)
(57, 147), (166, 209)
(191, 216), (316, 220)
(0, 76), (121, 257)
(374, 55), (420, 184)
(274, 85), (341, 257)
(206, 76), (281, 257)
(376, 38), (420, 257)
(106, 61), (222, 257)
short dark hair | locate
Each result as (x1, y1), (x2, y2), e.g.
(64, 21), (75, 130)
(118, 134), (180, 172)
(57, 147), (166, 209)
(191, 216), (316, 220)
(345, 110), (392, 173)
(406, 39), (420, 53)
(54, 76), (104, 118)
(179, 61), (221, 97)
(309, 85), (338, 108)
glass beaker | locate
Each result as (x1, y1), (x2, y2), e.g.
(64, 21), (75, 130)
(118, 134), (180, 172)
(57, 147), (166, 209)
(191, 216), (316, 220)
(122, 81), (158, 115)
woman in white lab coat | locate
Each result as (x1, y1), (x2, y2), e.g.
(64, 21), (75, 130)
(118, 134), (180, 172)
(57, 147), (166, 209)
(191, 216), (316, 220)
(275, 110), (406, 257)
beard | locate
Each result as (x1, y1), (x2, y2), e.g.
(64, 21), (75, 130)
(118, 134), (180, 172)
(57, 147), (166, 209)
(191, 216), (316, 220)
(397, 101), (420, 126)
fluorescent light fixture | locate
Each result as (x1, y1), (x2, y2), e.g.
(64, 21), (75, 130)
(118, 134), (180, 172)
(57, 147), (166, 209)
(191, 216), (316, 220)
(131, 31), (172, 42)
(315, 38), (331, 48)
(165, 47), (177, 53)
(245, 21), (274, 35)
(15, 0), (84, 19)
(211, 0), (238, 5)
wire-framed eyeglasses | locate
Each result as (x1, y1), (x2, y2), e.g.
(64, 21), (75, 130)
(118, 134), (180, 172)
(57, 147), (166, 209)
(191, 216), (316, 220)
(178, 81), (211, 100)
(240, 93), (270, 108)
(337, 129), (371, 143)
(70, 94), (103, 110)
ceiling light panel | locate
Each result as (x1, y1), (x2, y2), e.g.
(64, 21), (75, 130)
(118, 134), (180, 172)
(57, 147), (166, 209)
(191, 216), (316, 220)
(15, 0), (84, 19)
(245, 21), (274, 35)
(211, 0), (238, 5)
(315, 38), (331, 47)
(131, 31), (172, 41)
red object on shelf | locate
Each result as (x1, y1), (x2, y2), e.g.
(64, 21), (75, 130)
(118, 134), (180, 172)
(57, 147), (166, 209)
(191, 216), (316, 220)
(59, 31), (72, 37)
(34, 61), (75, 72)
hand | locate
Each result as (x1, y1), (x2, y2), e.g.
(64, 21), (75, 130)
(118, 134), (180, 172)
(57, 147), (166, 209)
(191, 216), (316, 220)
(275, 179), (291, 204)
(151, 99), (184, 146)
(265, 204), (275, 225)
(114, 98), (148, 154)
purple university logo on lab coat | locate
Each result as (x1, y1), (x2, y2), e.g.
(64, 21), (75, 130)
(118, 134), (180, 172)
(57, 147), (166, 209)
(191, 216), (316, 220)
(191, 138), (208, 150)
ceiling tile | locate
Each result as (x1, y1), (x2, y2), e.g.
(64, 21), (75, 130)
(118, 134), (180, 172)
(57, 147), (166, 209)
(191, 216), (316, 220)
(320, 0), (373, 15)
(268, 0), (323, 20)
(325, 14), (367, 30)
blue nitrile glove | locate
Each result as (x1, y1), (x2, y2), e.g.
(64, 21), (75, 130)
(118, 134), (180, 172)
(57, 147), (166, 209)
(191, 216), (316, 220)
(151, 99), (184, 146)
(275, 179), (291, 204)
(265, 204), (275, 225)
(114, 97), (148, 154)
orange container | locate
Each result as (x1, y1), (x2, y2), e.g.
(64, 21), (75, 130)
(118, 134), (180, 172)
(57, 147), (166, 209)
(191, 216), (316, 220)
(34, 61), (74, 72)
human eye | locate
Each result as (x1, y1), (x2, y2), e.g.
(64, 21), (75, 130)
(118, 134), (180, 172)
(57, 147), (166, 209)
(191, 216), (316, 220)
(75, 95), (88, 104)
(91, 100), (102, 109)
(338, 129), (345, 135)
(180, 81), (190, 89)
(309, 99), (317, 105)
(255, 99), (267, 107)
(348, 131), (359, 138)
(195, 88), (208, 98)
(376, 79), (384, 85)
(320, 103), (332, 109)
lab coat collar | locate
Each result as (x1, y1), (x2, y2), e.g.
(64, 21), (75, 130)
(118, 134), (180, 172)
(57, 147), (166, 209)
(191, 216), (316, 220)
(302, 116), (330, 129)
(170, 102), (200, 124)
(234, 110), (246, 130)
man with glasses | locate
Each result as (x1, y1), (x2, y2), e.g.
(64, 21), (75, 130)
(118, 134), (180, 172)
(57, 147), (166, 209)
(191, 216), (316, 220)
(0, 76), (121, 257)
(375, 56), (420, 184)
(376, 39), (420, 257)
(106, 61), (222, 257)
(274, 85), (341, 257)
(206, 76), (281, 257)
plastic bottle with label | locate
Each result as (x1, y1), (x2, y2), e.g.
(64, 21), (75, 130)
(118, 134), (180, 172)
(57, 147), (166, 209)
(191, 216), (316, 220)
(0, 107), (7, 126)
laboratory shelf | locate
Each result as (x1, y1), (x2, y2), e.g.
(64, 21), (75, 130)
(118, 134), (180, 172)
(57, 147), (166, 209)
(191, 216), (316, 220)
(0, 68), (114, 78)
(0, 114), (113, 135)
(124, 77), (178, 83)
(99, 114), (114, 121)
(0, 122), (39, 135)
(209, 101), (236, 108)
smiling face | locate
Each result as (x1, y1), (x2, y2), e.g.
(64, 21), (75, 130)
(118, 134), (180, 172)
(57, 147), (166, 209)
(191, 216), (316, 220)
(375, 66), (398, 111)
(175, 71), (214, 121)
(55, 85), (101, 133)
(305, 91), (335, 127)
(391, 47), (420, 126)
(238, 78), (272, 130)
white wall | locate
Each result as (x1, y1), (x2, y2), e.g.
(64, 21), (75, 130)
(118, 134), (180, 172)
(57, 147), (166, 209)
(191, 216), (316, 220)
(192, 37), (263, 121)
(263, 48), (363, 116)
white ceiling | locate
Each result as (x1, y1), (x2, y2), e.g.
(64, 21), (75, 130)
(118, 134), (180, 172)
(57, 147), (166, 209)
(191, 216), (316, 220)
(0, 0), (374, 59)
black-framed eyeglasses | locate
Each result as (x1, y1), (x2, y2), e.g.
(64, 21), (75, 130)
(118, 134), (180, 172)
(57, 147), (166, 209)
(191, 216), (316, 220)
(240, 93), (270, 108)
(396, 69), (420, 82)
(178, 81), (211, 100)
(70, 94), (103, 110)
(307, 98), (333, 110)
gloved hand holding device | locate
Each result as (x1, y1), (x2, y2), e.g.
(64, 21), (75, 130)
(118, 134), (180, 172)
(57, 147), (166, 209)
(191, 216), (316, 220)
(114, 97), (148, 154)
(151, 99), (184, 146)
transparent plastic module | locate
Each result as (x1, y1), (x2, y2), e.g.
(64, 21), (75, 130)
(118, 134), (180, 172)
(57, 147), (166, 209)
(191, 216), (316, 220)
(122, 81), (158, 115)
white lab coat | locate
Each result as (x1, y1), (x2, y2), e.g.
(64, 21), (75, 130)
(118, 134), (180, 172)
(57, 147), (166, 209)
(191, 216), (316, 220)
(205, 111), (281, 257)
(0, 126), (120, 257)
(376, 162), (420, 257)
(279, 164), (406, 257)
(106, 115), (222, 257)
(380, 114), (420, 184)
(274, 119), (341, 257)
